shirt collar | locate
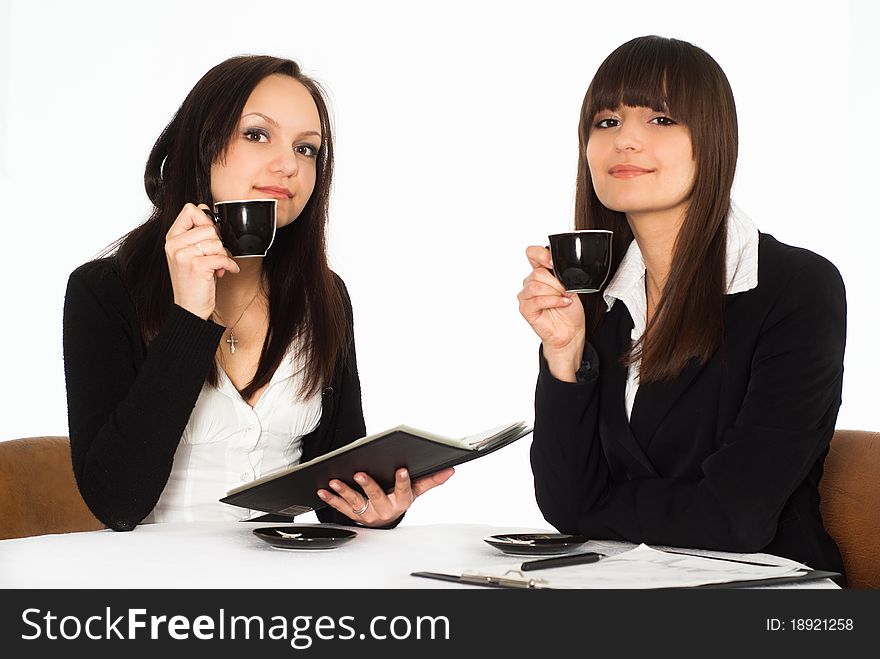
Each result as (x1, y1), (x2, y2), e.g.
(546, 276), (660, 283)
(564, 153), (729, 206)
(603, 202), (759, 318)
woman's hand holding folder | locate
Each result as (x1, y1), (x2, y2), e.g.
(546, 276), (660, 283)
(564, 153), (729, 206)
(317, 466), (455, 527)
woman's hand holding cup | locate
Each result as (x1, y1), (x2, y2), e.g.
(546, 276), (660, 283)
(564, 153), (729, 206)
(164, 203), (240, 320)
(518, 245), (586, 382)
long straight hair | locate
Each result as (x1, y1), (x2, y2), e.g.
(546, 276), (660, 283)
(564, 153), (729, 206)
(113, 55), (348, 400)
(575, 36), (738, 382)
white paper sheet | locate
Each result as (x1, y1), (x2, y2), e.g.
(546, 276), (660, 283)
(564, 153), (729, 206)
(461, 543), (808, 589)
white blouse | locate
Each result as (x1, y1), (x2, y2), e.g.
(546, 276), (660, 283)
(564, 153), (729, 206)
(602, 203), (760, 420)
(144, 345), (322, 522)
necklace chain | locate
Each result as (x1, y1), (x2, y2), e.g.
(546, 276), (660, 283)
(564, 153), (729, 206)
(212, 288), (262, 355)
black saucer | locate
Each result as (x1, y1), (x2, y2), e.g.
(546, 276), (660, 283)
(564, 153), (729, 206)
(484, 533), (590, 556)
(253, 525), (357, 550)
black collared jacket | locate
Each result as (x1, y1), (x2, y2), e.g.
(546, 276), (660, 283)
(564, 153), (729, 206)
(531, 234), (846, 577)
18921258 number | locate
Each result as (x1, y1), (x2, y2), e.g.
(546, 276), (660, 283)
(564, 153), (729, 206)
(766, 618), (854, 631)
(790, 618), (853, 631)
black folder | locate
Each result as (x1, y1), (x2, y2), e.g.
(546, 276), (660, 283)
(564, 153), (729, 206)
(412, 546), (841, 589)
(221, 421), (532, 517)
(411, 568), (841, 589)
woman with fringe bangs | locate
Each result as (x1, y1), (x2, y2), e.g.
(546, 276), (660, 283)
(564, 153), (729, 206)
(63, 55), (452, 531)
(518, 36), (846, 580)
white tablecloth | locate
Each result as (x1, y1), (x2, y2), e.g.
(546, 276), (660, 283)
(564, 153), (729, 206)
(0, 522), (838, 589)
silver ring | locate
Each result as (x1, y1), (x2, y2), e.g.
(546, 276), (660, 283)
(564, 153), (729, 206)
(196, 242), (205, 256)
(352, 496), (369, 515)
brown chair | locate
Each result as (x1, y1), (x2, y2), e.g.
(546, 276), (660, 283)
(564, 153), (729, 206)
(819, 429), (880, 588)
(0, 436), (104, 540)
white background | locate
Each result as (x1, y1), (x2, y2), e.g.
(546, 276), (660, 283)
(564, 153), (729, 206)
(0, 0), (877, 530)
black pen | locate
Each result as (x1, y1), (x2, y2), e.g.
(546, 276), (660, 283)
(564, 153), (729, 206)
(520, 552), (605, 572)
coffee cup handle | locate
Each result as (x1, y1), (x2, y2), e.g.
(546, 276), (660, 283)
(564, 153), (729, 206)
(202, 207), (219, 224)
(544, 244), (555, 278)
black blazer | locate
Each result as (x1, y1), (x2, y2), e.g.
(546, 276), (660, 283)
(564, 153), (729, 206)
(530, 233), (846, 577)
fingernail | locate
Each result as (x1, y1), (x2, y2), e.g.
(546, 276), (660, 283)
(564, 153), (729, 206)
(317, 491), (327, 500)
(354, 474), (366, 484)
(330, 481), (341, 491)
(399, 469), (408, 479)
(562, 296), (572, 303)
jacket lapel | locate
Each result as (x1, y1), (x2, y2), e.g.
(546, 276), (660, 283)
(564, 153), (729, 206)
(628, 293), (749, 450)
(628, 356), (704, 450)
(594, 304), (658, 478)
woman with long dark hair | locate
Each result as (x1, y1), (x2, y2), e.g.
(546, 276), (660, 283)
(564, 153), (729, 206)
(517, 36), (846, 579)
(63, 55), (452, 531)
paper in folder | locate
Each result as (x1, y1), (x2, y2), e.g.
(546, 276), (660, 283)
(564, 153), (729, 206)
(413, 544), (840, 589)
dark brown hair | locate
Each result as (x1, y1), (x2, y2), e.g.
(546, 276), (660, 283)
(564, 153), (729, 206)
(113, 55), (348, 399)
(575, 36), (738, 382)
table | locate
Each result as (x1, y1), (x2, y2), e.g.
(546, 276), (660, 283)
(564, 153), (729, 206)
(0, 522), (838, 589)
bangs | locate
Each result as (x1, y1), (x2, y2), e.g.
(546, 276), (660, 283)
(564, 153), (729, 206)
(589, 64), (669, 118)
(584, 36), (698, 125)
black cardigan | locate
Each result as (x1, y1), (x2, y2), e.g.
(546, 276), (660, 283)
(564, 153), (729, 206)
(531, 233), (847, 577)
(63, 257), (366, 531)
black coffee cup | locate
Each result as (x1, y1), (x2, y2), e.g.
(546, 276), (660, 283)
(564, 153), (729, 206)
(548, 230), (613, 293)
(202, 199), (277, 258)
